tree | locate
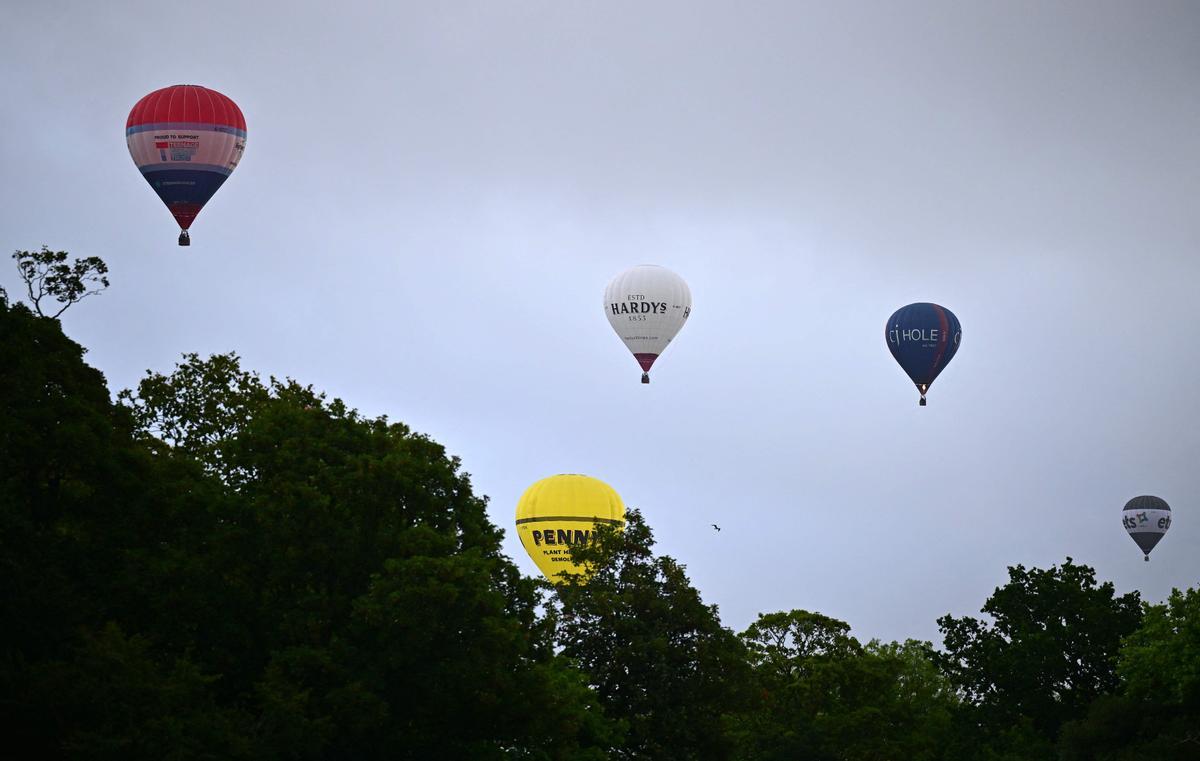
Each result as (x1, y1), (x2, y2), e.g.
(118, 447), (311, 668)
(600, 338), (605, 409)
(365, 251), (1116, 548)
(2, 324), (614, 758)
(1120, 586), (1200, 708)
(732, 611), (956, 761)
(0, 297), (136, 661)
(0, 298), (245, 758)
(12, 246), (109, 318)
(548, 510), (751, 759)
(28, 622), (252, 760)
(1059, 586), (1200, 760)
(117, 352), (270, 484)
(743, 610), (860, 672)
(119, 352), (615, 758)
(936, 559), (1143, 749)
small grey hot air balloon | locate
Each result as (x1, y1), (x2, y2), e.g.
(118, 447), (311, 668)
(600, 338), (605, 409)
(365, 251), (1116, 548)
(1121, 496), (1172, 562)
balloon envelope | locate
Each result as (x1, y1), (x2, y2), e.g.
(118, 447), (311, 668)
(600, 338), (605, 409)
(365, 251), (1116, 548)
(515, 474), (625, 583)
(1122, 495), (1171, 560)
(605, 265), (692, 382)
(885, 302), (962, 404)
(126, 85), (246, 242)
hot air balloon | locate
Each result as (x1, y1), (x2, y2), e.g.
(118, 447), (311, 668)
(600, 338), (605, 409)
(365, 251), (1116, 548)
(605, 265), (692, 383)
(126, 85), (246, 246)
(885, 302), (961, 406)
(1122, 495), (1171, 561)
(515, 474), (625, 583)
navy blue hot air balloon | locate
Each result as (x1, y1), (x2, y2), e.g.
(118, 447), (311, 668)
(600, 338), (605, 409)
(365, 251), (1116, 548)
(885, 303), (961, 406)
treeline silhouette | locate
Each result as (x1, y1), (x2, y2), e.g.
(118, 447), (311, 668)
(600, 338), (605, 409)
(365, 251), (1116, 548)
(2, 295), (1197, 760)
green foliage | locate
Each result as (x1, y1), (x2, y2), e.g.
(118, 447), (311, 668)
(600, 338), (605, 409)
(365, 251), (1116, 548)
(30, 622), (253, 761)
(1, 311), (611, 758)
(732, 612), (955, 761)
(4, 299), (1199, 758)
(1120, 587), (1200, 707)
(743, 609), (860, 670)
(1057, 692), (1200, 761)
(0, 299), (146, 660)
(117, 352), (269, 482)
(11, 245), (109, 318)
(549, 510), (750, 759)
(0, 300), (234, 756)
(1059, 586), (1200, 759)
(937, 558), (1143, 749)
(117, 352), (616, 758)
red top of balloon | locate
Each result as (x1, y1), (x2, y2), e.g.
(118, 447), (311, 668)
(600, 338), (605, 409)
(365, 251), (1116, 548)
(126, 85), (246, 132)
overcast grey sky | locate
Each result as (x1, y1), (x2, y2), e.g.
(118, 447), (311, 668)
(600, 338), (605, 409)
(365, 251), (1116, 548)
(3, 0), (1198, 644)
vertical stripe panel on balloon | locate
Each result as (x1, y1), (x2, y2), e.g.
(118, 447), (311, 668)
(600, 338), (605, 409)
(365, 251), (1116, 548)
(166, 85), (180, 122)
(222, 94), (236, 172)
(930, 305), (950, 384)
(160, 86), (173, 122)
(224, 94), (242, 172)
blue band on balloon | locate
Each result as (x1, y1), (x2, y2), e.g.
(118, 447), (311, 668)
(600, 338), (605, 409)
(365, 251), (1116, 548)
(139, 163), (233, 177)
(126, 122), (247, 138)
(139, 168), (230, 208)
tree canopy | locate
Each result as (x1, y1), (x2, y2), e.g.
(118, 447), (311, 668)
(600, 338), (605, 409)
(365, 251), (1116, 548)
(2, 289), (1197, 760)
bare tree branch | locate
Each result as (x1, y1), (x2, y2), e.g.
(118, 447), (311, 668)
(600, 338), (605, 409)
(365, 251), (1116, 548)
(11, 246), (110, 317)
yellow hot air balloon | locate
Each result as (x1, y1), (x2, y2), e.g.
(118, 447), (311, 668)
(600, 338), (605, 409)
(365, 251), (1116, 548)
(515, 474), (625, 583)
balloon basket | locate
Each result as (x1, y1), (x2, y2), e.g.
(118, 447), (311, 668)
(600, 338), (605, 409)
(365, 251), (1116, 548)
(178, 230), (191, 246)
(641, 373), (650, 384)
(919, 397), (926, 407)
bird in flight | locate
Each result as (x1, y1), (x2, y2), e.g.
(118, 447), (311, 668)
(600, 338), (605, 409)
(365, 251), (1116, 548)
(711, 524), (721, 532)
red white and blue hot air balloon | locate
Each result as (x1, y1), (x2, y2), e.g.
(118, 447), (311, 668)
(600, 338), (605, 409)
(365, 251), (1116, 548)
(126, 85), (246, 246)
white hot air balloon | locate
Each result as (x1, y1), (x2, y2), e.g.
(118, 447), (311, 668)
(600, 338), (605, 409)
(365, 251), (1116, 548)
(604, 265), (692, 383)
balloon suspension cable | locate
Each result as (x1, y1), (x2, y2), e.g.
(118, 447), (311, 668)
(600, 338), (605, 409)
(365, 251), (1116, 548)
(178, 230), (191, 246)
(641, 373), (650, 384)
